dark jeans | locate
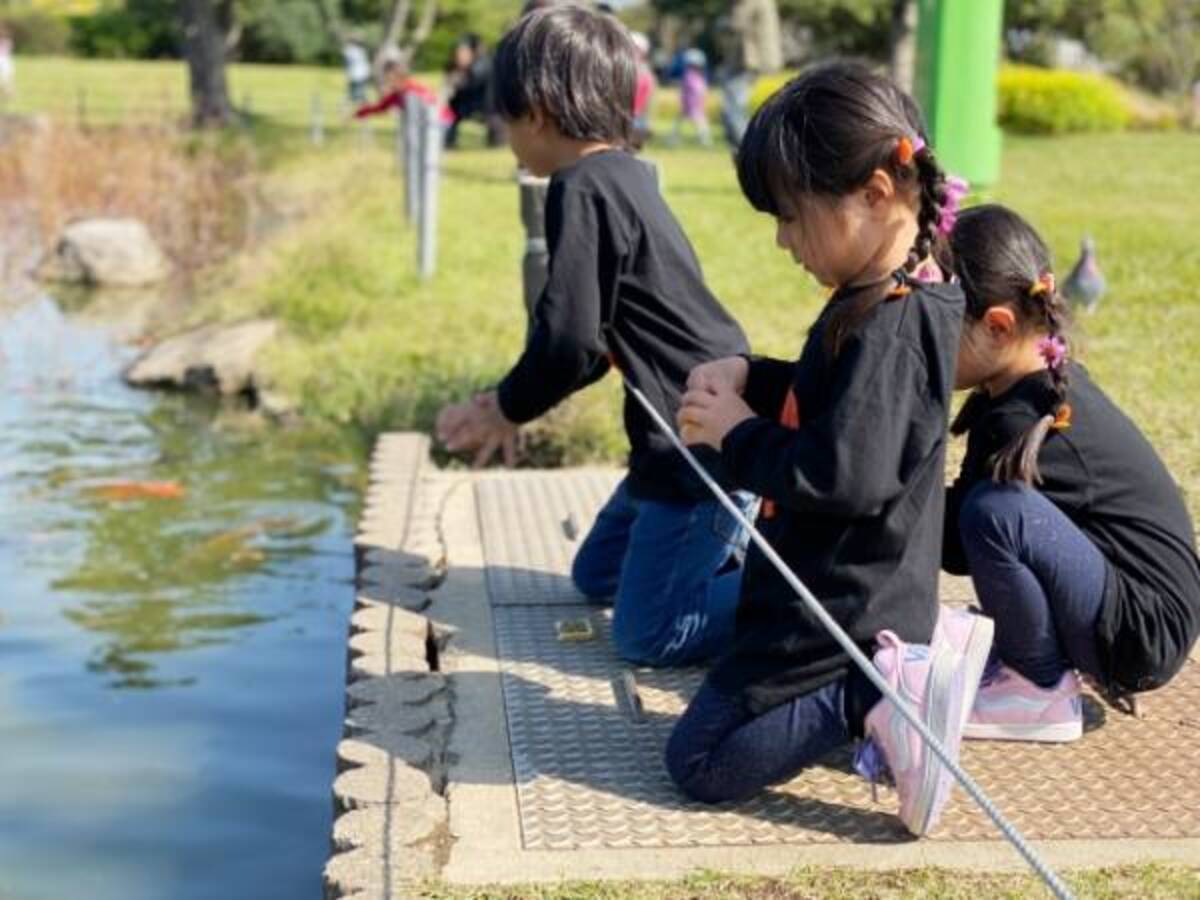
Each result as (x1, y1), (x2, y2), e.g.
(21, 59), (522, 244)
(665, 671), (880, 804)
(959, 481), (1107, 686)
(572, 477), (752, 667)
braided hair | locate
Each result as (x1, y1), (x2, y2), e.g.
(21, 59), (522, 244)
(946, 204), (1073, 484)
(736, 60), (951, 357)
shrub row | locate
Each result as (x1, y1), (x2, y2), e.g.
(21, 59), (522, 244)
(749, 64), (1147, 135)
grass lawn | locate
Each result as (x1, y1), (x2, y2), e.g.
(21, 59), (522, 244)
(200, 129), (1200, 513)
(414, 864), (1200, 898)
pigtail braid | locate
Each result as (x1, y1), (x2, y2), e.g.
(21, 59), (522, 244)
(988, 272), (1074, 485)
(904, 148), (947, 274)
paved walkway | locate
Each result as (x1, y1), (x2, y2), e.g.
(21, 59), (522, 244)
(323, 433), (1200, 897)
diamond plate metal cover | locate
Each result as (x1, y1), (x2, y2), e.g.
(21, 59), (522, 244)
(476, 471), (621, 606)
(494, 605), (1200, 849)
(483, 471), (1200, 849)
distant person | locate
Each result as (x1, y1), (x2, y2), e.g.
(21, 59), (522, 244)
(631, 32), (657, 147)
(0, 25), (14, 100)
(353, 57), (453, 127)
(671, 48), (712, 146)
(436, 5), (753, 669)
(342, 36), (373, 104)
(444, 33), (504, 148)
(718, 0), (783, 149)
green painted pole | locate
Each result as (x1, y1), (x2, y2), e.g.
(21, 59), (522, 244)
(914, 0), (1004, 187)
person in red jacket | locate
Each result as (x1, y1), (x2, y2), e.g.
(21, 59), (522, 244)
(353, 57), (454, 127)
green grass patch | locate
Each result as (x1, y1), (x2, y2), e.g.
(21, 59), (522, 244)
(415, 864), (1200, 899)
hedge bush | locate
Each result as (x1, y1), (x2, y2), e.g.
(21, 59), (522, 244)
(750, 65), (1134, 136)
(2, 12), (73, 56)
(997, 64), (1131, 134)
(749, 70), (797, 113)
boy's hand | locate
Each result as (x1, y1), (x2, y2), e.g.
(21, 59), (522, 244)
(687, 356), (749, 396)
(436, 391), (520, 468)
(678, 382), (754, 450)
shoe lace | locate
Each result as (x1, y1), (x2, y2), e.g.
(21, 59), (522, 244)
(853, 736), (892, 803)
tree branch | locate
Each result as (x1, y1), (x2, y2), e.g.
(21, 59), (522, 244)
(409, 0), (438, 49)
(381, 0), (414, 54)
(313, 0), (347, 46)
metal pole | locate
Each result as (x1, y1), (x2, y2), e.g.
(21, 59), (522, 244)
(518, 172), (551, 330)
(393, 104), (405, 175)
(310, 91), (324, 146)
(417, 100), (441, 280)
(403, 93), (421, 225)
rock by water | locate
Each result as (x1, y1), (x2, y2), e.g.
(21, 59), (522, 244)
(39, 218), (170, 288)
(124, 319), (279, 399)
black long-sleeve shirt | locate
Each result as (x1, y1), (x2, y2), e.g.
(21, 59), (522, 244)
(707, 279), (965, 714)
(944, 365), (1200, 692)
(497, 150), (748, 502)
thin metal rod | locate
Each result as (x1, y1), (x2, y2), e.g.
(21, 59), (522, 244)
(626, 380), (1074, 900)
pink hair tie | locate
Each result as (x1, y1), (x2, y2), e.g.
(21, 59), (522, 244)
(937, 175), (969, 236)
(912, 136), (926, 155)
(1037, 335), (1068, 372)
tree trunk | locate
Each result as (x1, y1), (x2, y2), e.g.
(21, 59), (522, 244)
(890, 0), (918, 94)
(378, 0), (438, 71)
(181, 0), (233, 127)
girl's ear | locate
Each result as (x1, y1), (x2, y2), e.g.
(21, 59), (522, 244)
(862, 168), (898, 208)
(982, 305), (1018, 338)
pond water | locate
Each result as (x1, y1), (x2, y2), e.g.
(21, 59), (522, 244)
(0, 293), (364, 900)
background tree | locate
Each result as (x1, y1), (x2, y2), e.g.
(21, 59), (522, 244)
(180, 0), (233, 126)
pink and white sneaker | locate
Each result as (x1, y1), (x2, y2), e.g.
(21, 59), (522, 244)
(933, 605), (996, 726)
(963, 664), (1083, 743)
(853, 628), (986, 836)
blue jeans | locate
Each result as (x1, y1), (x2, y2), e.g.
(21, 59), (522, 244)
(665, 672), (880, 803)
(959, 482), (1107, 686)
(571, 478), (752, 667)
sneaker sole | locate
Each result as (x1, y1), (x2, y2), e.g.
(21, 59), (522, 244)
(963, 720), (1083, 743)
(907, 627), (993, 836)
(957, 615), (995, 729)
(906, 641), (959, 836)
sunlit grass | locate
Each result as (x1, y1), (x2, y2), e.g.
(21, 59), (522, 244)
(416, 863), (1200, 899)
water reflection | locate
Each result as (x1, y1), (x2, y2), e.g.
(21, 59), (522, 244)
(0, 292), (366, 899)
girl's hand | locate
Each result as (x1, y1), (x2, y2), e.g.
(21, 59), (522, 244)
(677, 382), (754, 450)
(687, 356), (749, 396)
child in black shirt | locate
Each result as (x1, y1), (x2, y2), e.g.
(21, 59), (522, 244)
(435, 5), (750, 666)
(668, 62), (988, 837)
(941, 204), (1200, 742)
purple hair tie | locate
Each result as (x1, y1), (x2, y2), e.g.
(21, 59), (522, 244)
(1037, 335), (1068, 372)
(937, 175), (970, 236)
(912, 136), (926, 155)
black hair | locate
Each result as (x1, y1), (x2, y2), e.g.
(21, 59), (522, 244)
(736, 60), (949, 357)
(492, 4), (635, 146)
(947, 203), (1072, 485)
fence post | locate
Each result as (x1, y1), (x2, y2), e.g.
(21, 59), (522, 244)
(518, 172), (551, 329)
(393, 104), (405, 175)
(417, 100), (441, 280)
(310, 91), (324, 146)
(403, 93), (421, 225)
